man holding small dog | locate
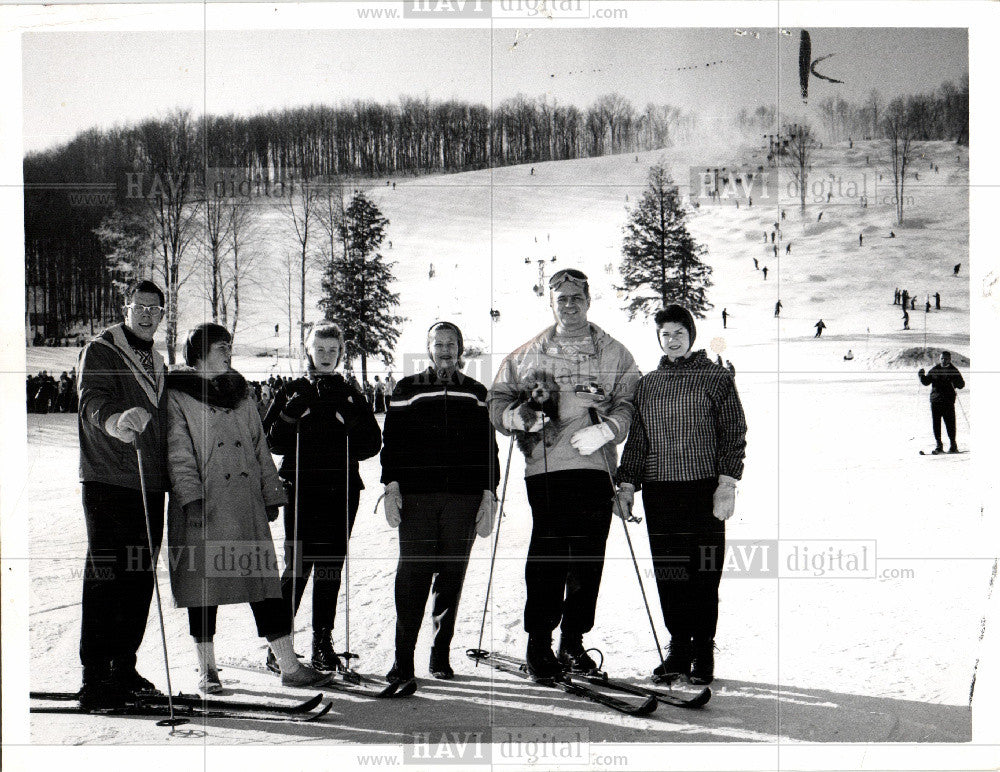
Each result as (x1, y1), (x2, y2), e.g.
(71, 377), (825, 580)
(488, 269), (640, 680)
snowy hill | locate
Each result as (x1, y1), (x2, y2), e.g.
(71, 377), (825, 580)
(21, 140), (987, 747)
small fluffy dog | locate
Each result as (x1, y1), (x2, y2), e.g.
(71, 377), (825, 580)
(512, 369), (560, 456)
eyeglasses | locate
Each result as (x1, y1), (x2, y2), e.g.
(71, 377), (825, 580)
(125, 304), (165, 318)
(548, 269), (588, 290)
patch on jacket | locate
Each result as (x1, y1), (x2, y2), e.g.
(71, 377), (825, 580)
(167, 368), (249, 409)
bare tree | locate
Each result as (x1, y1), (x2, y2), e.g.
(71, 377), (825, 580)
(784, 123), (818, 214)
(284, 179), (318, 352)
(133, 109), (203, 363)
(884, 99), (915, 225)
(219, 198), (258, 339)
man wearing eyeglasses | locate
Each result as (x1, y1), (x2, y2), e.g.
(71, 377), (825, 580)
(488, 268), (640, 680)
(76, 280), (169, 710)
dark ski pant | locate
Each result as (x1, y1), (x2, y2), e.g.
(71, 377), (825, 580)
(79, 481), (164, 683)
(523, 470), (613, 637)
(281, 483), (361, 632)
(931, 400), (958, 448)
(187, 599), (290, 641)
(642, 479), (724, 643)
(394, 492), (479, 656)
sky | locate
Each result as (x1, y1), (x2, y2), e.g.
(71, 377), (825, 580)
(22, 27), (968, 154)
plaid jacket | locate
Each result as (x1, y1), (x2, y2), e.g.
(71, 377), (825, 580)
(616, 350), (747, 488)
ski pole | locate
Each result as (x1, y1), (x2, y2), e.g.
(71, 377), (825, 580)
(474, 434), (515, 663)
(290, 421), (301, 647)
(587, 408), (667, 673)
(134, 441), (189, 729)
(956, 393), (970, 430)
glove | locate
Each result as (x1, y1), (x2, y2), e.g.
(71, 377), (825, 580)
(105, 406), (152, 443)
(918, 368), (926, 377)
(265, 505), (280, 523)
(184, 499), (205, 529)
(713, 475), (738, 521)
(383, 481), (402, 528)
(475, 490), (498, 538)
(502, 402), (544, 433)
(283, 380), (318, 420)
(570, 422), (614, 456)
(614, 483), (635, 521)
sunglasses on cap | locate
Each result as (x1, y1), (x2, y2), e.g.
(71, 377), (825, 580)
(548, 269), (588, 290)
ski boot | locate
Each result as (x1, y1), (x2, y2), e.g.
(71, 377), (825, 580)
(557, 632), (601, 675)
(949, 444), (961, 454)
(931, 444), (946, 455)
(198, 668), (223, 694)
(525, 634), (563, 682)
(113, 665), (163, 698)
(652, 638), (691, 683)
(386, 652), (418, 693)
(78, 671), (128, 713)
(311, 628), (343, 672)
(429, 648), (454, 680)
(689, 639), (716, 685)
(280, 662), (333, 688)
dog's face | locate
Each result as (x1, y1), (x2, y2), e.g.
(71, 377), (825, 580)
(528, 381), (554, 405)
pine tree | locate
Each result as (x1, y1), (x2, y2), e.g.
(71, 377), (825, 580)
(617, 165), (713, 319)
(319, 192), (404, 382)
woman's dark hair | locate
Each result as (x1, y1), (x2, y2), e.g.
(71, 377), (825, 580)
(184, 323), (231, 367)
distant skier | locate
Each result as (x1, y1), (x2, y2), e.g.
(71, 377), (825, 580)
(901, 289), (909, 309)
(429, 263), (435, 279)
(716, 354), (724, 366)
(530, 167), (535, 175)
(721, 308), (728, 329)
(773, 244), (778, 258)
(786, 242), (791, 254)
(781, 209), (786, 220)
(843, 349), (854, 361)
(753, 258), (759, 270)
(919, 351), (965, 454)
(894, 288), (900, 305)
(818, 212), (823, 222)
(764, 232), (768, 243)
(902, 309), (910, 330)
(935, 292), (941, 310)
(774, 300), (782, 317)
(890, 231), (896, 238)
(925, 300), (931, 314)
(910, 297), (916, 311)
(859, 233), (863, 247)
(762, 266), (769, 280)
(814, 319), (826, 338)
(954, 263), (961, 276)
(771, 231), (776, 243)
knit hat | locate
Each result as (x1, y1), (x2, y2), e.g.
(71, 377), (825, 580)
(654, 305), (696, 348)
(184, 323), (231, 366)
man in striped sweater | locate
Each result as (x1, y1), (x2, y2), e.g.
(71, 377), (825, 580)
(488, 269), (641, 680)
(380, 322), (501, 690)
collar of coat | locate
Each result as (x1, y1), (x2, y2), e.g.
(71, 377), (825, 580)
(657, 350), (711, 371)
(167, 367), (249, 409)
(91, 323), (166, 408)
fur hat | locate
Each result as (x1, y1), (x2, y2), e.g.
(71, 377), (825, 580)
(654, 305), (696, 348)
(184, 323), (231, 366)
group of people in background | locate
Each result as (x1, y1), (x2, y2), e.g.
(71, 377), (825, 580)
(72, 271), (744, 710)
(26, 369), (77, 413)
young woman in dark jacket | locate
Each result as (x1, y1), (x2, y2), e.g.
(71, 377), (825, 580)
(266, 323), (382, 672)
(615, 305), (747, 686)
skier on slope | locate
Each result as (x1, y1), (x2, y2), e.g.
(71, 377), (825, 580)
(614, 306), (747, 685)
(814, 319), (826, 338)
(76, 280), (169, 711)
(265, 323), (382, 677)
(488, 269), (640, 680)
(381, 322), (500, 689)
(774, 300), (782, 317)
(166, 324), (329, 693)
(919, 351), (965, 454)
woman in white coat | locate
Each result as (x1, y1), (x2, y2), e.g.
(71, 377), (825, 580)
(166, 323), (330, 693)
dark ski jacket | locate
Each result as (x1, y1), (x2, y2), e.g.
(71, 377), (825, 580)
(267, 373), (382, 492)
(919, 363), (965, 404)
(77, 323), (168, 491)
(381, 367), (501, 495)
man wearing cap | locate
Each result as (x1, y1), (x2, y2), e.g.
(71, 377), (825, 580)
(488, 269), (641, 680)
(380, 321), (501, 690)
(76, 280), (169, 710)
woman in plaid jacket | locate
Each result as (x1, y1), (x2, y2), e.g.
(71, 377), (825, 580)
(615, 305), (747, 686)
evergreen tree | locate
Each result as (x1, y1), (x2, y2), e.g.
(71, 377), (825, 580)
(617, 165), (712, 319)
(319, 192), (404, 382)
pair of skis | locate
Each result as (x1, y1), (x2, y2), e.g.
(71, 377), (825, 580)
(29, 690), (333, 723)
(217, 656), (417, 699)
(466, 649), (710, 715)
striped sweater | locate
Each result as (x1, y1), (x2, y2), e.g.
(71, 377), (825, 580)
(380, 368), (501, 495)
(616, 351), (747, 487)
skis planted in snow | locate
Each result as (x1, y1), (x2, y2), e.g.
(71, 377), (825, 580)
(466, 649), (657, 717)
(580, 673), (711, 709)
(29, 693), (333, 723)
(30, 690), (326, 714)
(216, 657), (415, 699)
